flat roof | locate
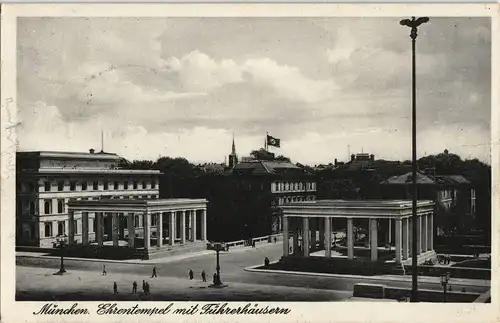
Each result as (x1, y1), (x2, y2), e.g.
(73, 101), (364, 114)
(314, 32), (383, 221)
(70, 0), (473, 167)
(285, 199), (434, 208)
(24, 169), (161, 175)
(18, 150), (122, 161)
(67, 198), (207, 212)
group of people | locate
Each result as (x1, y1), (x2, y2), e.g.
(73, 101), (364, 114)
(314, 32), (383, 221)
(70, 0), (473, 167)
(113, 280), (152, 295)
(440, 254), (452, 265)
(189, 269), (220, 284)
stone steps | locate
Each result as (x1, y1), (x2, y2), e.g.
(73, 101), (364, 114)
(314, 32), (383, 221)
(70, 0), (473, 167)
(135, 242), (208, 260)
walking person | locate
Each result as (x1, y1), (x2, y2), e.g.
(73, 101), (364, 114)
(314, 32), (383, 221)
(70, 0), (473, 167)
(151, 266), (158, 278)
(145, 282), (150, 295)
(113, 282), (118, 295)
(142, 280), (146, 294)
(102, 265), (107, 276)
(189, 269), (194, 280)
(201, 270), (207, 282)
(132, 281), (137, 294)
(213, 273), (217, 285)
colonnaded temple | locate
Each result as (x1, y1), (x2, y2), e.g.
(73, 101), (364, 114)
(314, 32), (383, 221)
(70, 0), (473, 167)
(281, 200), (437, 273)
(66, 198), (207, 259)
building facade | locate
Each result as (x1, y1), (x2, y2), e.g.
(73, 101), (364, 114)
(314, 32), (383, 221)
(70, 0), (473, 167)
(16, 150), (161, 247)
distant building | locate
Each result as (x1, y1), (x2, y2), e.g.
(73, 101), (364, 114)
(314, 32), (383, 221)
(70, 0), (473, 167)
(228, 136), (238, 169)
(380, 171), (475, 235)
(16, 150), (161, 247)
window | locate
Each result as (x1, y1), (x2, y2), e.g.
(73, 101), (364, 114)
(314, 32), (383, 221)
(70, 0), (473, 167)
(104, 182), (109, 190)
(57, 221), (65, 236)
(29, 201), (35, 214)
(57, 199), (65, 213)
(152, 195), (156, 199)
(70, 181), (76, 191)
(93, 181), (98, 190)
(44, 222), (52, 237)
(133, 181), (138, 189)
(44, 181), (51, 192)
(124, 181), (129, 189)
(142, 181), (146, 189)
(57, 181), (64, 191)
(151, 181), (157, 189)
(44, 199), (52, 215)
(82, 182), (88, 191)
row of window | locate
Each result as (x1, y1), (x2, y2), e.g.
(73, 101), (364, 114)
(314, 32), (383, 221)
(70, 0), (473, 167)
(40, 195), (159, 215)
(25, 180), (157, 193)
(278, 195), (316, 205)
(272, 181), (316, 193)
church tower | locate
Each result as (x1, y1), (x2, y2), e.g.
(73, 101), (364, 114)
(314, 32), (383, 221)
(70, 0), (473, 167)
(228, 134), (238, 169)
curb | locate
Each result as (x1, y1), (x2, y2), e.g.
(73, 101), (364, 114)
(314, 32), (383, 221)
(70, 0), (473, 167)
(244, 265), (490, 287)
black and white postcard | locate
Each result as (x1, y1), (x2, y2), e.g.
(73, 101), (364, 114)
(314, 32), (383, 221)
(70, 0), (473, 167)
(1, 3), (498, 323)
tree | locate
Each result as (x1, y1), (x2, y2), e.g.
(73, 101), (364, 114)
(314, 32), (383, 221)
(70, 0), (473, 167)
(275, 155), (291, 162)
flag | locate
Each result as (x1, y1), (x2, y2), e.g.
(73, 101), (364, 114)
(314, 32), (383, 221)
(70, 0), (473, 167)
(267, 135), (281, 148)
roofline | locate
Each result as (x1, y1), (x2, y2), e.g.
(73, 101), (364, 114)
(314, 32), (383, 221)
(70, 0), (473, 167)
(17, 151), (122, 161)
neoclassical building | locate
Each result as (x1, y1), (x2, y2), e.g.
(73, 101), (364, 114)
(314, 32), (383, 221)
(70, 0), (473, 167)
(281, 200), (436, 268)
(16, 150), (161, 247)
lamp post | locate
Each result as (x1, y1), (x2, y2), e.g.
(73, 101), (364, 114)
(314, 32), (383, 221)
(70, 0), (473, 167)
(440, 272), (450, 302)
(400, 16), (430, 303)
(211, 242), (226, 287)
(54, 234), (68, 275)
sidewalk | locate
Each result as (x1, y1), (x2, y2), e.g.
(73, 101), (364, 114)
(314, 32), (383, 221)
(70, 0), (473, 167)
(16, 240), (280, 265)
(244, 265), (490, 287)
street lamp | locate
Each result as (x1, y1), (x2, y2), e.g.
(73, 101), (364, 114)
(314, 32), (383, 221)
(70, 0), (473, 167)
(54, 234), (68, 275)
(440, 272), (450, 302)
(210, 242), (228, 288)
(400, 16), (430, 303)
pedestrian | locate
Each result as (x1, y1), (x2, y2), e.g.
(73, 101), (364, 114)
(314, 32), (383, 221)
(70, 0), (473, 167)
(252, 241), (256, 248)
(132, 281), (137, 294)
(448, 285), (452, 292)
(226, 244), (229, 252)
(201, 270), (207, 282)
(151, 266), (157, 278)
(102, 265), (107, 276)
(213, 273), (217, 285)
(145, 282), (150, 295)
(289, 246), (293, 254)
(189, 269), (194, 280)
(274, 237), (277, 243)
(462, 287), (466, 293)
(113, 282), (118, 294)
(264, 257), (270, 267)
(142, 280), (146, 293)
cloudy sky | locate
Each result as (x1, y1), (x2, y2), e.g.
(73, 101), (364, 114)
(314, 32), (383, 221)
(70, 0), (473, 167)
(17, 17), (491, 165)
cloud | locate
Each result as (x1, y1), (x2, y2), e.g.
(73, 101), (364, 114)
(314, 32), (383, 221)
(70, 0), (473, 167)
(16, 17), (491, 164)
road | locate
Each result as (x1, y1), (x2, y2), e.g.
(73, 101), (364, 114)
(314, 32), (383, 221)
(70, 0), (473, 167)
(16, 242), (489, 300)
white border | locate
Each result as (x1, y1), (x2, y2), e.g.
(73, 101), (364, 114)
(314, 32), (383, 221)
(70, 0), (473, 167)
(1, 3), (499, 323)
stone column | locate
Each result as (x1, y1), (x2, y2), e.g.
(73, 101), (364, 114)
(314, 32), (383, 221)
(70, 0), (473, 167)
(96, 212), (103, 246)
(68, 209), (75, 245)
(428, 213), (433, 250)
(302, 217), (310, 257)
(347, 218), (354, 260)
(388, 219), (392, 245)
(127, 213), (135, 248)
(310, 218), (317, 252)
(408, 218), (412, 255)
(422, 214), (428, 252)
(169, 212), (176, 245)
(82, 212), (89, 245)
(200, 209), (207, 241)
(112, 213), (119, 247)
(292, 224), (299, 255)
(416, 215), (422, 255)
(144, 212), (151, 250)
(395, 218), (402, 263)
(370, 218), (378, 261)
(325, 217), (332, 258)
(402, 217), (409, 260)
(157, 212), (163, 247)
(191, 210), (197, 242)
(282, 216), (289, 256)
(180, 210), (186, 244)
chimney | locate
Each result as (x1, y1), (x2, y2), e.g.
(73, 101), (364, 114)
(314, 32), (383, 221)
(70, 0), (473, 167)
(89, 148), (95, 154)
(351, 154), (355, 162)
(334, 158), (338, 166)
(370, 154), (374, 161)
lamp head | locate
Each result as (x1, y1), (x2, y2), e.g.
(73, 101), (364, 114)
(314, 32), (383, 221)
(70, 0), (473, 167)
(400, 19), (413, 27)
